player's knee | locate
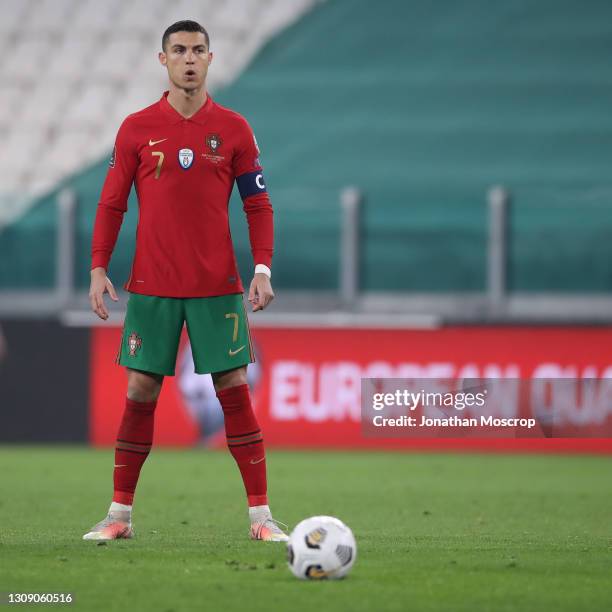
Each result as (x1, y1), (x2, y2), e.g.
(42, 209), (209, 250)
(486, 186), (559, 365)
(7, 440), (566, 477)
(127, 382), (162, 403)
(126, 369), (163, 402)
(212, 366), (248, 392)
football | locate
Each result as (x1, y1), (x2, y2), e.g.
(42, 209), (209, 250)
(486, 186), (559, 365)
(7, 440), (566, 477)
(287, 516), (357, 580)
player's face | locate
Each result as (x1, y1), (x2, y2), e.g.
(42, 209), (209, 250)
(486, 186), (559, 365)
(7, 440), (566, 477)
(159, 31), (212, 92)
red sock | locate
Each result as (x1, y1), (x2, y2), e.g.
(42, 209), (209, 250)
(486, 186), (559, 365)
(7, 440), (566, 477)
(217, 384), (268, 507)
(113, 398), (157, 505)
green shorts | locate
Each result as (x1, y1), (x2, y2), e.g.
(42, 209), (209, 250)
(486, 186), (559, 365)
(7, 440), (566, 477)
(117, 293), (254, 376)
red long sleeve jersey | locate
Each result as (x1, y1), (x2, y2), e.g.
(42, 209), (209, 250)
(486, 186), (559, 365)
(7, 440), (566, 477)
(91, 92), (273, 297)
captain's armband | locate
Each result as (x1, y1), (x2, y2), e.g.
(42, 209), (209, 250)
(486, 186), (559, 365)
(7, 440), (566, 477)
(236, 171), (267, 199)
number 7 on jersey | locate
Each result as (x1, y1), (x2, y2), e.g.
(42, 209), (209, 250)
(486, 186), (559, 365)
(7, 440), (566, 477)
(151, 151), (164, 179)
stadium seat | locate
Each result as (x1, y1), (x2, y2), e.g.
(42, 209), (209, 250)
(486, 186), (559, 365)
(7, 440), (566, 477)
(2, 35), (53, 83)
(70, 0), (123, 33)
(62, 84), (116, 128)
(0, 0), (316, 214)
(0, 86), (23, 129)
(116, 0), (166, 35)
(162, 0), (219, 29)
(108, 85), (162, 128)
(46, 36), (100, 83)
(27, 0), (78, 34)
(0, 128), (47, 191)
(0, 0), (32, 33)
(17, 85), (71, 128)
(93, 38), (149, 81)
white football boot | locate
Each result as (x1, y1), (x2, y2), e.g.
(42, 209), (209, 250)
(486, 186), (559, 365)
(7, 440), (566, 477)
(82, 510), (133, 541)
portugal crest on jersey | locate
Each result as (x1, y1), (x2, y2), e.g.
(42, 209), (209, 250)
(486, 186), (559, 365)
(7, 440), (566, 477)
(206, 133), (222, 153)
(178, 148), (194, 169)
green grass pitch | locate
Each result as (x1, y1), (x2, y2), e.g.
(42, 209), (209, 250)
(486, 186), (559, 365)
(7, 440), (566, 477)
(1, 448), (610, 611)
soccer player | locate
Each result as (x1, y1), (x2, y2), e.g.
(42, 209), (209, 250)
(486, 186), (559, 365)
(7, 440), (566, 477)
(83, 21), (287, 542)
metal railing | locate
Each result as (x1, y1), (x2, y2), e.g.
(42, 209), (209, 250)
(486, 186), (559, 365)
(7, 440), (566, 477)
(1, 185), (612, 325)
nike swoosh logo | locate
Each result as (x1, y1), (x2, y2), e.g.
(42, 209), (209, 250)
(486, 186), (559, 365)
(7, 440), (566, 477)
(250, 457), (265, 465)
(229, 345), (245, 357)
(149, 138), (167, 146)
(114, 464), (128, 468)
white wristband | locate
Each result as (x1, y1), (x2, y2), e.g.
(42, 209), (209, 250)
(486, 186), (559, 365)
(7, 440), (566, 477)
(255, 264), (271, 278)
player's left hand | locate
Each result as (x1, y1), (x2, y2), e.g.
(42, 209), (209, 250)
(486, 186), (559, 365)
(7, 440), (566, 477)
(248, 273), (274, 312)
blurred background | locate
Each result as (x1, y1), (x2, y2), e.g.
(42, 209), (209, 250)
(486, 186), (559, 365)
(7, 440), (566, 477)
(0, 0), (611, 449)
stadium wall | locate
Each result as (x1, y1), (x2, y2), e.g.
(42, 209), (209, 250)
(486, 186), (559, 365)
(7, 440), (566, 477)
(90, 325), (612, 454)
(1, 319), (609, 452)
(0, 319), (89, 442)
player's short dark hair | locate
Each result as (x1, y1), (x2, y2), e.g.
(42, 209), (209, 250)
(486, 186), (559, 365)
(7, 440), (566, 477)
(162, 20), (210, 51)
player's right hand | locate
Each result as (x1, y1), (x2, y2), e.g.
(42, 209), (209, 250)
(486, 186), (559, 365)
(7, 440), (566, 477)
(89, 267), (119, 320)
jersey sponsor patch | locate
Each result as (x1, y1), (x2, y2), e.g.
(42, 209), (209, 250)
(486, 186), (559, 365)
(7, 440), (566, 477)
(178, 148), (194, 169)
(109, 145), (116, 168)
(236, 171), (267, 199)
